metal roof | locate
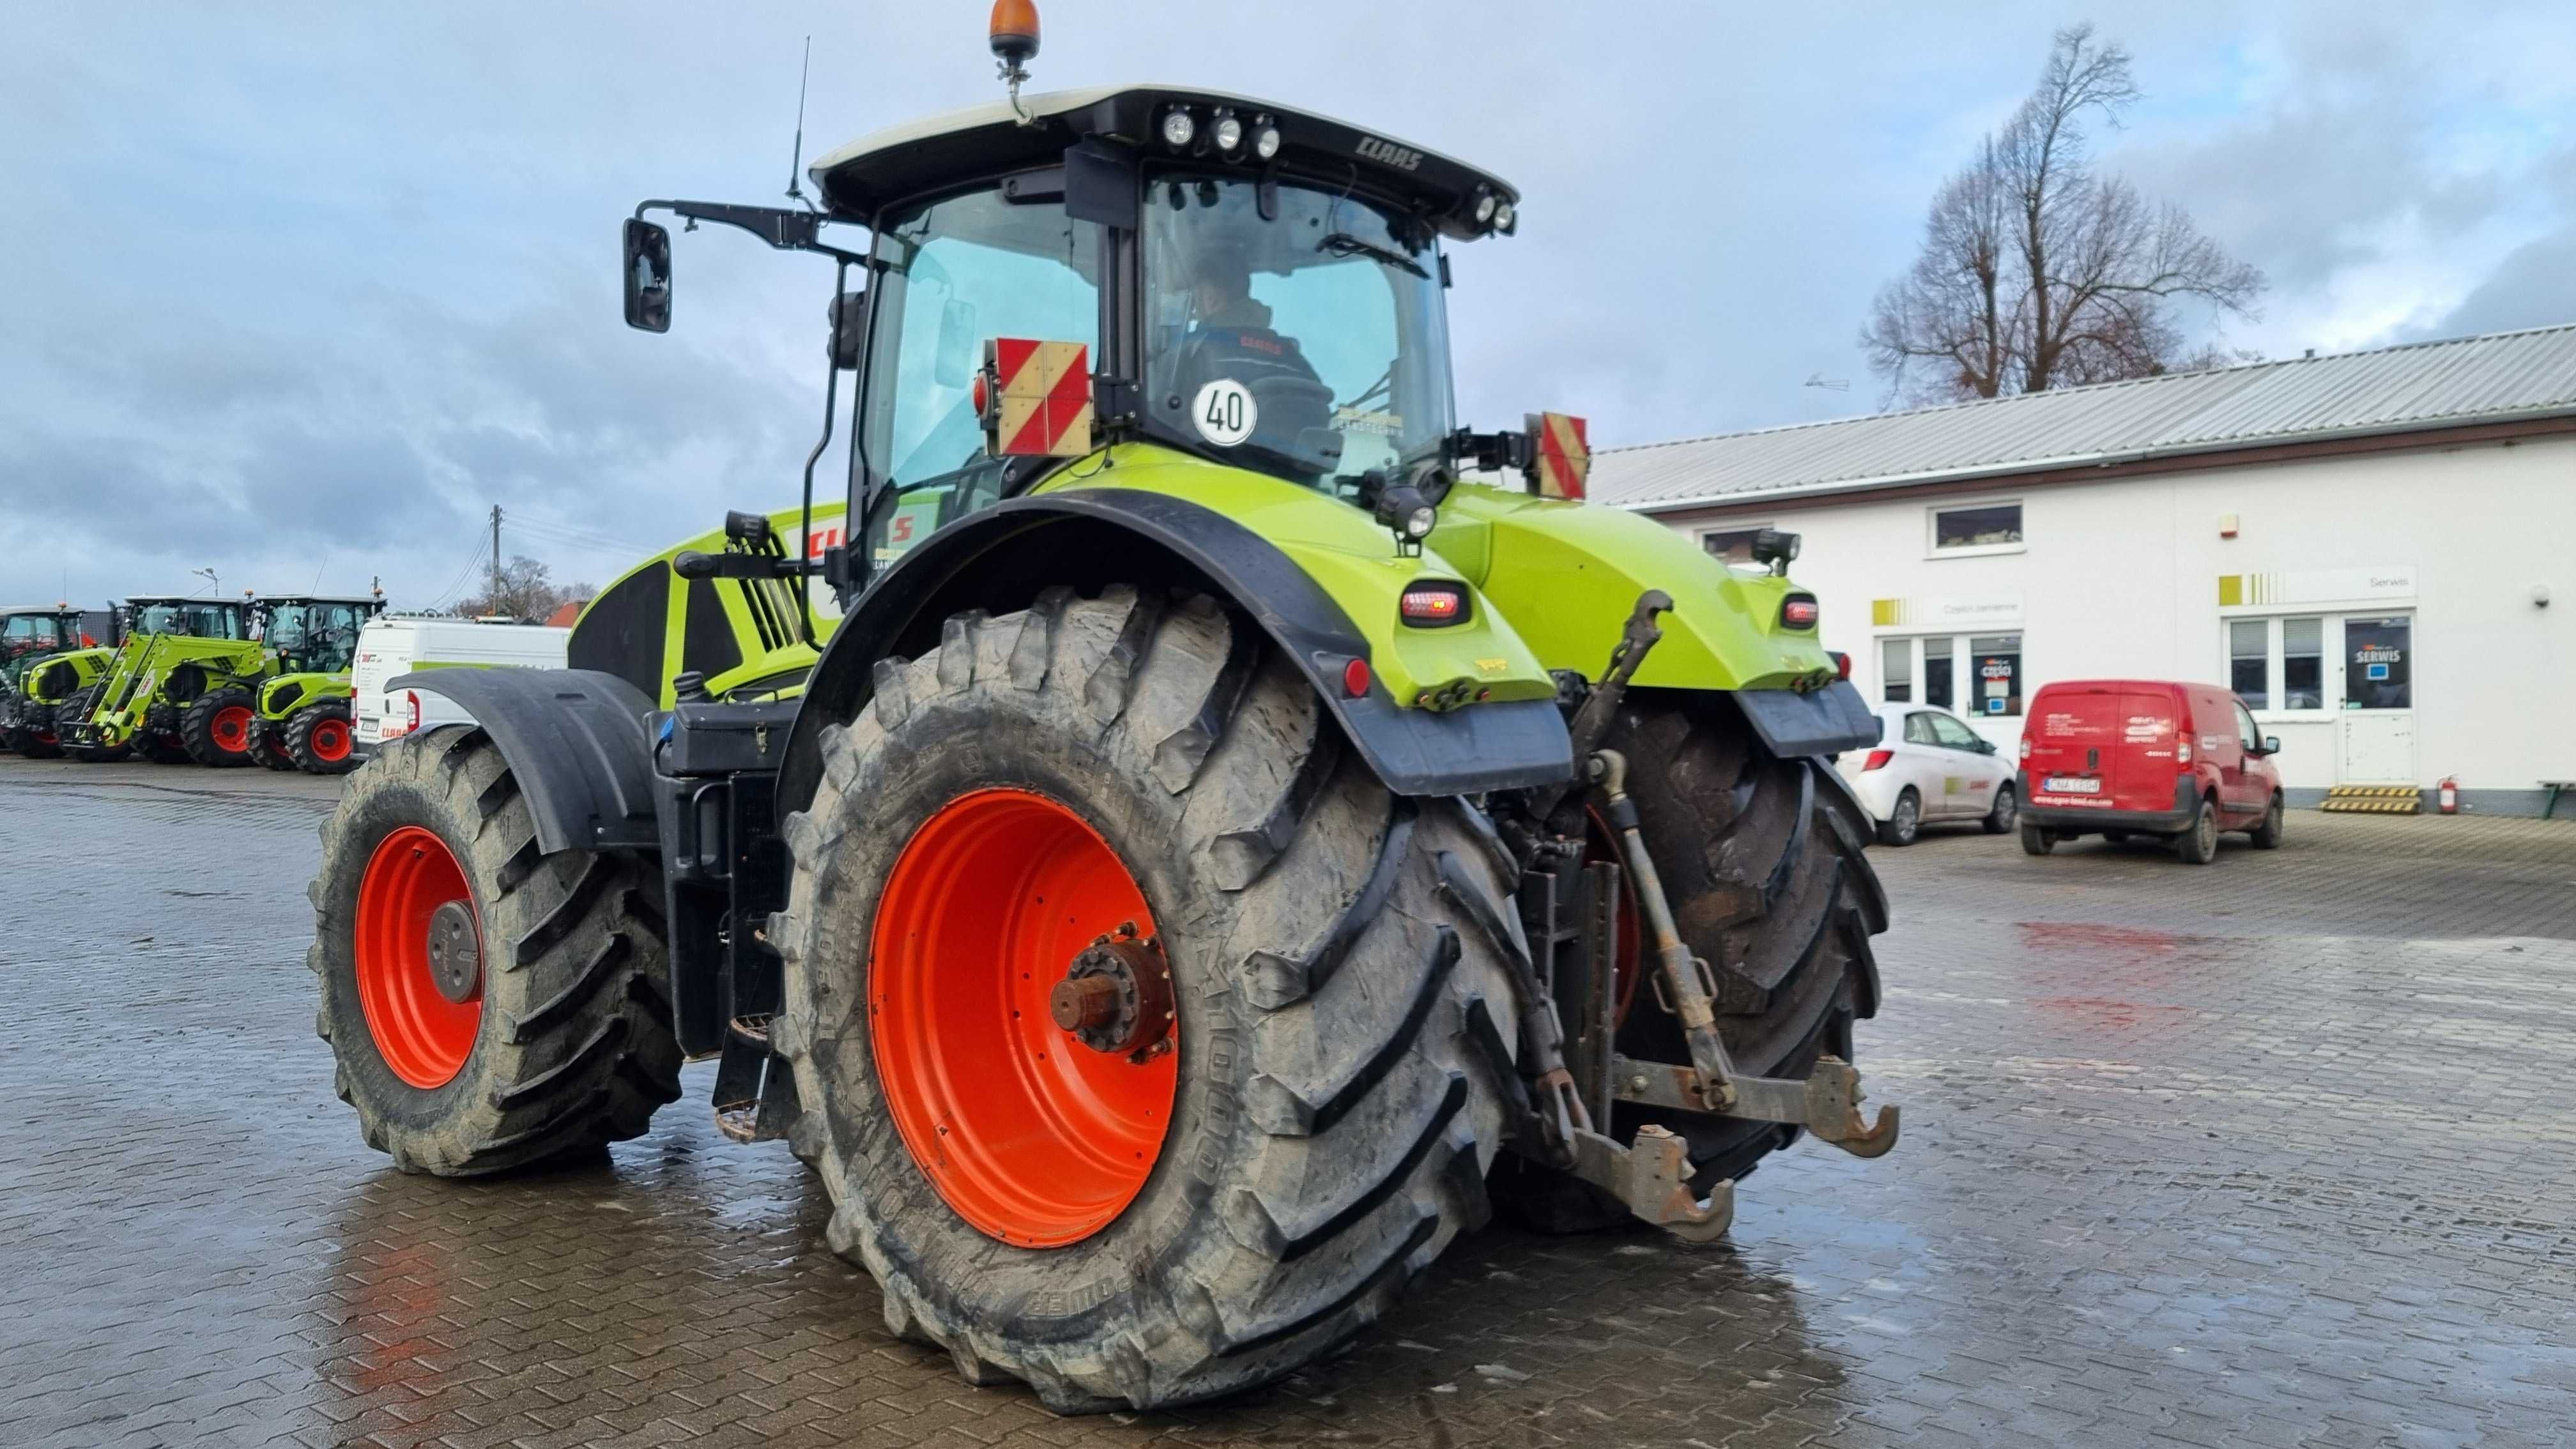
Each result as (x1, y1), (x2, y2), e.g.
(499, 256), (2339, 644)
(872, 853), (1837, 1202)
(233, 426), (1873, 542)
(1595, 324), (2576, 514)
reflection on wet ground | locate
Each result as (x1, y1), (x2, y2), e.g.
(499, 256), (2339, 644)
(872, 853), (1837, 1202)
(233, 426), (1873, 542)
(3, 768), (2572, 1446)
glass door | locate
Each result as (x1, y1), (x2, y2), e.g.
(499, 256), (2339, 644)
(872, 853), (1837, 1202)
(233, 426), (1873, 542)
(2335, 615), (2414, 784)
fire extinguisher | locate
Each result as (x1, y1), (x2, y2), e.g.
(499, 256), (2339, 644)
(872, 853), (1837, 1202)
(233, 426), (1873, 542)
(2438, 776), (2459, 814)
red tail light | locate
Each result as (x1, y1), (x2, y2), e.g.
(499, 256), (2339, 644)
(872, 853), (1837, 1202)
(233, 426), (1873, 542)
(2018, 735), (2031, 760)
(1829, 650), (1852, 680)
(402, 690), (422, 735)
(1780, 595), (1819, 629)
(1861, 749), (1894, 771)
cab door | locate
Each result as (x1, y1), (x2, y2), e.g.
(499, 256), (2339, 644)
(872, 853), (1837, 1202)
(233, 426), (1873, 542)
(2195, 688), (2253, 818)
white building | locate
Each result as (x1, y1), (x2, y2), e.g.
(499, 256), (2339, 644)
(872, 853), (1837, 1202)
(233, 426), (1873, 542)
(1594, 325), (2576, 815)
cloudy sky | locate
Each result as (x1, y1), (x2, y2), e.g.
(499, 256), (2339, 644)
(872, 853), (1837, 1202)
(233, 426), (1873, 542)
(4, 2), (2572, 610)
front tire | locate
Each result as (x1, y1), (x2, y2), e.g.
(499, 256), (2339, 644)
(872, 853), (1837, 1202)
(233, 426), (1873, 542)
(310, 728), (682, 1174)
(287, 701), (362, 774)
(1982, 782), (2017, 834)
(775, 588), (1517, 1411)
(2249, 793), (2284, 849)
(181, 687), (259, 767)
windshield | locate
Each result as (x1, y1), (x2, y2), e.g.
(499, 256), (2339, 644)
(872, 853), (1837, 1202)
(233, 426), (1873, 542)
(2, 614), (67, 659)
(1144, 174), (1454, 484)
(263, 602), (369, 673)
(856, 185), (1100, 567)
(134, 603), (240, 639)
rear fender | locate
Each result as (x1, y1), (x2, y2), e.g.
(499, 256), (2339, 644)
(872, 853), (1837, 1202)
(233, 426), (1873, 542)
(385, 668), (661, 854)
(777, 486), (1576, 818)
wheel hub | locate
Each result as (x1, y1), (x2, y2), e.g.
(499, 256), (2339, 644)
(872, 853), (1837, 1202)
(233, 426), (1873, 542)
(1048, 925), (1174, 1061)
(425, 900), (482, 1003)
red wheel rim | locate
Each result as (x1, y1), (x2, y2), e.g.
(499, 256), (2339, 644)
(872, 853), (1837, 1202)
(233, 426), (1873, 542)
(870, 788), (1175, 1247)
(310, 718), (351, 762)
(210, 705), (254, 755)
(355, 825), (483, 1088)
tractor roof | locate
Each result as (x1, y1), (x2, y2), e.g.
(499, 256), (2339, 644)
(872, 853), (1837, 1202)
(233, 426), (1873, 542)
(257, 594), (381, 605)
(126, 595), (235, 608)
(809, 85), (1517, 238)
(0, 604), (75, 616)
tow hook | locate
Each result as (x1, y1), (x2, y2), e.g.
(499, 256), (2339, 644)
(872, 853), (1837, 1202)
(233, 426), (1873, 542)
(1589, 746), (1899, 1160)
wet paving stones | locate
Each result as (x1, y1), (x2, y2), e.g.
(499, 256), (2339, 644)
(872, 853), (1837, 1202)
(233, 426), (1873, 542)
(4, 758), (2573, 1446)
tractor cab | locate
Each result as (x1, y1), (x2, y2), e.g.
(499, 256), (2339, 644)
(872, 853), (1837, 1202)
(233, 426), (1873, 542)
(124, 596), (250, 641)
(0, 605), (88, 686)
(255, 594), (383, 675)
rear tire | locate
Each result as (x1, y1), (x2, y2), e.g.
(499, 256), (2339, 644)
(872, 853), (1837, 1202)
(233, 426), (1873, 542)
(2249, 793), (2284, 849)
(287, 701), (362, 774)
(181, 687), (259, 767)
(776, 588), (1517, 1411)
(2176, 797), (2220, 865)
(1982, 782), (2017, 834)
(136, 732), (194, 764)
(1876, 786), (1921, 847)
(2020, 822), (2054, 855)
(310, 728), (683, 1174)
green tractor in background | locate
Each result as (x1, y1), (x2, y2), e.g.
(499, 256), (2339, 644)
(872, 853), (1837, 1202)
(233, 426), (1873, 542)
(246, 593), (387, 774)
(0, 604), (104, 758)
(309, 18), (1898, 1413)
(59, 595), (262, 765)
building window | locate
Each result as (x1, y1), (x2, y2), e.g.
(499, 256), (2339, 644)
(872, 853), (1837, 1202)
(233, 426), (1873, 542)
(2345, 617), (2411, 710)
(1922, 636), (1954, 711)
(1880, 637), (1912, 702)
(2228, 619), (2268, 709)
(2282, 618), (2324, 709)
(1929, 500), (2023, 553)
(1699, 527), (1770, 565)
(1969, 634), (2023, 717)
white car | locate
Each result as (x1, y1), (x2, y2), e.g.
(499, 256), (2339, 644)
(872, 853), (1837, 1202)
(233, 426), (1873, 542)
(1837, 702), (2018, 846)
(349, 617), (571, 753)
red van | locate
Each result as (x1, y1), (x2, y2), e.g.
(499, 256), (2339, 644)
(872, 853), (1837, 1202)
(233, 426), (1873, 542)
(2016, 679), (2284, 864)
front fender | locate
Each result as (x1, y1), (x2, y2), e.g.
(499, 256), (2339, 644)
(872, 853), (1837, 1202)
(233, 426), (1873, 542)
(387, 668), (661, 854)
(257, 672), (350, 717)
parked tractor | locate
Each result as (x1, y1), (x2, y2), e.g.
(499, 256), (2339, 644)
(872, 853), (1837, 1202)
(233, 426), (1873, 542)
(246, 593), (387, 774)
(0, 604), (100, 758)
(59, 596), (260, 764)
(310, 12), (1896, 1412)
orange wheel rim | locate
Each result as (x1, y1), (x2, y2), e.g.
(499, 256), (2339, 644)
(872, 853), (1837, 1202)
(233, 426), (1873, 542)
(871, 788), (1176, 1247)
(211, 705), (254, 753)
(355, 825), (483, 1088)
(310, 718), (351, 762)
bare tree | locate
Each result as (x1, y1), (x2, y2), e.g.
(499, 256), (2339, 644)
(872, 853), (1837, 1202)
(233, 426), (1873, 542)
(1864, 26), (2266, 405)
(457, 555), (578, 621)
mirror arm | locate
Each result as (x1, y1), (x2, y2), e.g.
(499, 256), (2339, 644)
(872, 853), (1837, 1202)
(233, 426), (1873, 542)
(634, 199), (868, 266)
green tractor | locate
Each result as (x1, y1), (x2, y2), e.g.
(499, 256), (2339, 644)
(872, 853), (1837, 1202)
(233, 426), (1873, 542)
(310, 26), (1896, 1413)
(0, 604), (103, 758)
(59, 595), (263, 765)
(246, 593), (387, 774)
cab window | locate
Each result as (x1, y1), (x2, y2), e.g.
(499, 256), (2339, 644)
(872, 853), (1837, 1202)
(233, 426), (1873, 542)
(857, 186), (1099, 568)
(1928, 712), (1983, 751)
(2234, 702), (2262, 753)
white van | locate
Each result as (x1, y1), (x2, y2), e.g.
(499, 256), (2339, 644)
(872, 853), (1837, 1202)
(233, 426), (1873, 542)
(350, 617), (571, 751)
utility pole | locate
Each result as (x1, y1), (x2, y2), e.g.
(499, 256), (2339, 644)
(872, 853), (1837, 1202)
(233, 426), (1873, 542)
(489, 505), (503, 614)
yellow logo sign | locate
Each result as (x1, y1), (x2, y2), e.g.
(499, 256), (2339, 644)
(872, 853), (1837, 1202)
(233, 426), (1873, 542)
(1475, 657), (1507, 675)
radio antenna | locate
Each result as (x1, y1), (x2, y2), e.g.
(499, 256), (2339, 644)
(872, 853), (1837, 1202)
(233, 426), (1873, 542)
(785, 36), (815, 208)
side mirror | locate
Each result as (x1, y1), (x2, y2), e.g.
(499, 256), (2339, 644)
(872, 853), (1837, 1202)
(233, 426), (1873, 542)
(829, 291), (865, 370)
(2263, 735), (2281, 756)
(623, 218), (672, 333)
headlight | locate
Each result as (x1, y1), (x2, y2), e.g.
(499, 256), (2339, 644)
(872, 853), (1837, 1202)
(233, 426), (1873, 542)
(1160, 108), (1195, 150)
(1492, 201), (1515, 231)
(1252, 118), (1281, 159)
(1473, 192), (1496, 224)
(1211, 109), (1243, 153)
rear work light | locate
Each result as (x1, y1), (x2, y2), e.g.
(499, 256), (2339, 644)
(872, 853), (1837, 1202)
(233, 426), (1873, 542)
(1397, 583), (1468, 627)
(1780, 594), (1819, 629)
(1861, 749), (1894, 771)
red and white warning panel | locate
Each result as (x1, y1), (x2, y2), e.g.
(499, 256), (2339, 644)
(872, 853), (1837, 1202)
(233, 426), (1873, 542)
(979, 338), (1094, 457)
(1525, 411), (1590, 500)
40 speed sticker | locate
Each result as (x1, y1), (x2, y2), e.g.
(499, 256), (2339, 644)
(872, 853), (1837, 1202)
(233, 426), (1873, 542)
(1192, 378), (1257, 447)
